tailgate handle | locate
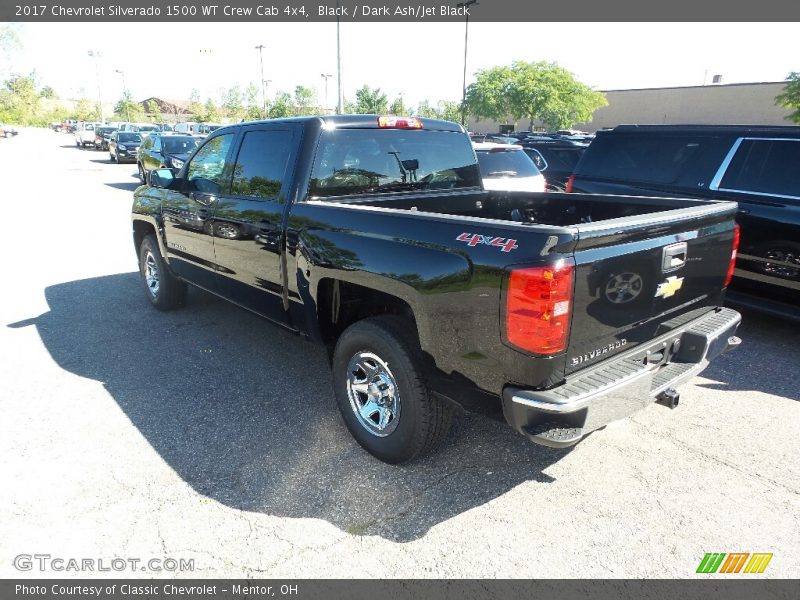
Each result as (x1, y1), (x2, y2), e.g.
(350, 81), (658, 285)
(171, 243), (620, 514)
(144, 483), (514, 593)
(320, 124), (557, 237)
(662, 242), (688, 272)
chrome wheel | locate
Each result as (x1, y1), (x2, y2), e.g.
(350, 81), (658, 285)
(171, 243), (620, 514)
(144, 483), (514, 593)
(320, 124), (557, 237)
(346, 352), (400, 437)
(144, 250), (160, 298)
(604, 272), (643, 304)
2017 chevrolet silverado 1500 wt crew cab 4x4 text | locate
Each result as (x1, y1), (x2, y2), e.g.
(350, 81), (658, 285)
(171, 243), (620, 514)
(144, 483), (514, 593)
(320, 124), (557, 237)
(131, 115), (742, 464)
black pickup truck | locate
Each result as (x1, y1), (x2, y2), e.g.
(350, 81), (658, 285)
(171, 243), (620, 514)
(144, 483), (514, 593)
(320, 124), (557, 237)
(131, 115), (742, 463)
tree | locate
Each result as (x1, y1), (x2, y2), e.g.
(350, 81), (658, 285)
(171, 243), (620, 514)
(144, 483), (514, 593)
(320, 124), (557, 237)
(73, 97), (97, 122)
(244, 83), (262, 120)
(188, 88), (204, 121)
(775, 72), (800, 124)
(0, 74), (41, 124)
(294, 85), (316, 116)
(353, 86), (388, 114)
(464, 65), (515, 124)
(114, 90), (143, 122)
(202, 97), (221, 122)
(145, 99), (160, 121)
(40, 85), (57, 99)
(466, 61), (607, 130)
(223, 85), (245, 121)
(414, 99), (461, 122)
(389, 96), (406, 115)
(269, 91), (293, 118)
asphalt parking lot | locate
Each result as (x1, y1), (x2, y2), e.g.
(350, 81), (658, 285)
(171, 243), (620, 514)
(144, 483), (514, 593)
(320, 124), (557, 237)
(1, 128), (798, 578)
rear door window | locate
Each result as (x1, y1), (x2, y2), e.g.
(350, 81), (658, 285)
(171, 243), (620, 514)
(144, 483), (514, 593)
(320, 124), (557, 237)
(230, 129), (294, 200)
(718, 138), (800, 199)
(576, 135), (705, 184)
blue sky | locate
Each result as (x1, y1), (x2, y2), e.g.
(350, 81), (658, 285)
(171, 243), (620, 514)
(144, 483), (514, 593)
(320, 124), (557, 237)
(3, 22), (796, 108)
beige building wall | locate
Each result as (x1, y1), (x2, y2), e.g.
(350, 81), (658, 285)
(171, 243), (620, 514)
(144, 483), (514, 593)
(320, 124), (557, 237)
(468, 81), (794, 133)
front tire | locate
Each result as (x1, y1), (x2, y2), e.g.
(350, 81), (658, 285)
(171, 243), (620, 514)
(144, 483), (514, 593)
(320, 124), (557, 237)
(138, 235), (187, 310)
(138, 163), (146, 184)
(332, 317), (452, 463)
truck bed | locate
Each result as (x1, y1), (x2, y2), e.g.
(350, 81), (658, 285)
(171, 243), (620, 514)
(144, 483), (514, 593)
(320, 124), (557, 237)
(338, 190), (722, 228)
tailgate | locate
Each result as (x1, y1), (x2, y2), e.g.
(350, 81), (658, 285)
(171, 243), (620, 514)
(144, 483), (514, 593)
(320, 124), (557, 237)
(565, 201), (737, 375)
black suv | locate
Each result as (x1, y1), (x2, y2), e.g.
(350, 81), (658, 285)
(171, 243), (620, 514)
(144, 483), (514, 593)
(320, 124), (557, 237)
(108, 131), (143, 164)
(519, 137), (587, 191)
(568, 125), (800, 319)
(137, 132), (201, 183)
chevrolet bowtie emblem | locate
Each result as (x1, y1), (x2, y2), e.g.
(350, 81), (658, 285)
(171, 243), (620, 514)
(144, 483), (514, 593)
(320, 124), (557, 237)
(655, 276), (684, 299)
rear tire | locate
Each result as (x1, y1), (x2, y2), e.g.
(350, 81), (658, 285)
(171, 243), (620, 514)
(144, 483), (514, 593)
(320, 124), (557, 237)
(332, 316), (452, 463)
(138, 163), (146, 184)
(138, 235), (187, 310)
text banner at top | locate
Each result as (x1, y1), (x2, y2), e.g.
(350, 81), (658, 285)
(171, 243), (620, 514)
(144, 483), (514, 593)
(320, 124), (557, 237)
(4, 0), (800, 22)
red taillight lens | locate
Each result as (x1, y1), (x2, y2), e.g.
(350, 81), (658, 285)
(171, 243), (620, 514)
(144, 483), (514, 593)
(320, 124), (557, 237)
(377, 116), (423, 129)
(565, 175), (575, 193)
(506, 260), (574, 355)
(724, 224), (741, 287)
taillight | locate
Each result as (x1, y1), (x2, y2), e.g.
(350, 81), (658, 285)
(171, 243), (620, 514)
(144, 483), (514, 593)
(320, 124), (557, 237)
(565, 175), (575, 193)
(377, 116), (423, 129)
(506, 259), (574, 355)
(724, 224), (741, 287)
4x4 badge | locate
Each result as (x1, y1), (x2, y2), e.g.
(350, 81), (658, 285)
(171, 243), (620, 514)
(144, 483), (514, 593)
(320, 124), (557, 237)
(655, 276), (684, 299)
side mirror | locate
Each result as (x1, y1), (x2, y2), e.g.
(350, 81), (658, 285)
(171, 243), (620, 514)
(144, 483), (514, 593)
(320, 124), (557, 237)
(149, 168), (175, 189)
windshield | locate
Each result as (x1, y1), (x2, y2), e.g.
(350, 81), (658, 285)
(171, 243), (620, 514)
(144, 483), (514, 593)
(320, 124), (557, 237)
(163, 136), (201, 154)
(476, 149), (540, 178)
(118, 133), (142, 143)
(309, 129), (481, 198)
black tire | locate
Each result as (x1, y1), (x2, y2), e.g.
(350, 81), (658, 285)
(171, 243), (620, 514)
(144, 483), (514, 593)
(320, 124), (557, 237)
(115, 152), (120, 164)
(138, 235), (187, 310)
(138, 163), (146, 184)
(332, 316), (452, 463)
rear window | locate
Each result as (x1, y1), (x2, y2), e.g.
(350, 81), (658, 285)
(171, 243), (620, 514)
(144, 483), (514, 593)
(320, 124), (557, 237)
(476, 148), (540, 178)
(163, 136), (201, 154)
(719, 138), (800, 199)
(527, 147), (584, 172)
(309, 129), (481, 198)
(577, 134), (706, 184)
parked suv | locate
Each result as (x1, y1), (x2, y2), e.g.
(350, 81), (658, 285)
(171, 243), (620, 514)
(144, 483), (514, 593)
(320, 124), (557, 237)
(137, 132), (201, 183)
(108, 131), (143, 163)
(473, 142), (545, 192)
(94, 126), (117, 151)
(568, 125), (800, 319)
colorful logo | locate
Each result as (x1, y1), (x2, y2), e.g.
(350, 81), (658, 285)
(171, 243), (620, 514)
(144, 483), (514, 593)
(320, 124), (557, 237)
(696, 552), (773, 574)
(456, 232), (518, 253)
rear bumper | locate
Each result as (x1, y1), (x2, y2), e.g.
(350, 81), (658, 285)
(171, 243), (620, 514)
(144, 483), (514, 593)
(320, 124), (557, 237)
(502, 307), (742, 448)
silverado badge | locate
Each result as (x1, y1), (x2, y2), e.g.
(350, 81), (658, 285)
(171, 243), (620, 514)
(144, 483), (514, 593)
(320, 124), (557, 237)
(655, 276), (684, 299)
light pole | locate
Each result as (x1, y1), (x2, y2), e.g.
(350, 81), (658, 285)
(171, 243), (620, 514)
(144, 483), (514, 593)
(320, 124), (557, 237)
(456, 0), (477, 127)
(255, 44), (267, 118)
(88, 50), (104, 123)
(336, 0), (344, 114)
(115, 69), (130, 122)
(321, 74), (332, 114)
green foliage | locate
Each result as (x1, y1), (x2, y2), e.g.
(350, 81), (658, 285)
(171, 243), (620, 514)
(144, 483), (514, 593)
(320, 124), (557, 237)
(775, 72), (800, 124)
(113, 90), (143, 122)
(353, 86), (388, 114)
(73, 97), (97, 122)
(269, 92), (293, 118)
(202, 97), (221, 122)
(294, 85), (317, 116)
(144, 99), (160, 121)
(466, 61), (607, 130)
(414, 99), (461, 123)
(40, 85), (56, 99)
(223, 86), (245, 121)
(188, 88), (204, 120)
(389, 96), (406, 115)
(244, 83), (262, 120)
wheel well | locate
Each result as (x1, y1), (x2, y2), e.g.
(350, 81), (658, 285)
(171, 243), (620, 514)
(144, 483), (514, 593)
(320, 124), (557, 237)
(317, 279), (418, 348)
(132, 220), (157, 256)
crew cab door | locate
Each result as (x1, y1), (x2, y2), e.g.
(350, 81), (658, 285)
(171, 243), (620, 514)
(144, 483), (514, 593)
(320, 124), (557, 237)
(161, 131), (236, 291)
(207, 123), (299, 325)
